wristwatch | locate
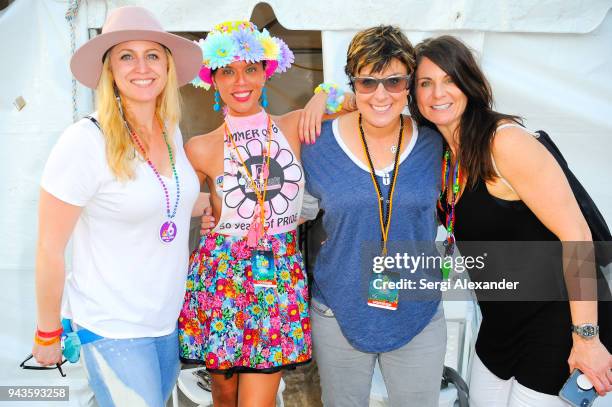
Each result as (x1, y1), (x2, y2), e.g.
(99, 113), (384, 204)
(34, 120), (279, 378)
(571, 323), (599, 339)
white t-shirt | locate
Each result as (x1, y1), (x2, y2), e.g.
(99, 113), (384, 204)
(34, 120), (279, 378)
(41, 114), (199, 338)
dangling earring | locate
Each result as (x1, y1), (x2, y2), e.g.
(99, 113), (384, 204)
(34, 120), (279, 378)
(260, 87), (269, 108)
(114, 85), (130, 133)
(113, 85), (125, 119)
(114, 85), (137, 160)
(213, 90), (221, 111)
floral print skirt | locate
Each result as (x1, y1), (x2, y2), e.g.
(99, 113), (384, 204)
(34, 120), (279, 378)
(178, 230), (312, 374)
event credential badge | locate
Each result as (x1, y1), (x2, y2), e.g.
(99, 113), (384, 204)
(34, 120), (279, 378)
(367, 271), (400, 310)
(251, 250), (276, 288)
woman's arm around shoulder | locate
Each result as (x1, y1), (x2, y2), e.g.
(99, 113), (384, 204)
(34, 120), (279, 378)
(297, 91), (357, 144)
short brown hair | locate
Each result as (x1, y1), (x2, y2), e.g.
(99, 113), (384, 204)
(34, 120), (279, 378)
(345, 25), (416, 83)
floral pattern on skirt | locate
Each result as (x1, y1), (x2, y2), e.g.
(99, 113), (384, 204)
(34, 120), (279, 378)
(179, 230), (312, 372)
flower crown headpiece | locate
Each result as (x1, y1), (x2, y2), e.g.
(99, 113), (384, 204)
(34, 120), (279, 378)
(191, 20), (294, 90)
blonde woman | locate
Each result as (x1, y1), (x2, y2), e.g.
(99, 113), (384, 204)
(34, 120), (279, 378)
(32, 6), (202, 406)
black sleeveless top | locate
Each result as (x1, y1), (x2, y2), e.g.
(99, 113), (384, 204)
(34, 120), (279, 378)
(438, 178), (575, 394)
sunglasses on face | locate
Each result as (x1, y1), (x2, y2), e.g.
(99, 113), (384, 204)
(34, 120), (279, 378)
(20, 354), (68, 377)
(350, 75), (410, 94)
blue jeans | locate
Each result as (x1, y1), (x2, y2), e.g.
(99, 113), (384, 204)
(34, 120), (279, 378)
(80, 328), (180, 407)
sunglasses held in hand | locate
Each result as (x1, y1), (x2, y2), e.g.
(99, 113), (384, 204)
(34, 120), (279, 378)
(20, 354), (68, 377)
(350, 75), (410, 93)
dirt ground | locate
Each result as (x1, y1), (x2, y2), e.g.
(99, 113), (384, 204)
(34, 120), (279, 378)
(282, 360), (323, 407)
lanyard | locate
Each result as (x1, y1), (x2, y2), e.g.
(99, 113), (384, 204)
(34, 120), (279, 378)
(440, 148), (461, 256)
(224, 115), (273, 240)
(358, 114), (404, 256)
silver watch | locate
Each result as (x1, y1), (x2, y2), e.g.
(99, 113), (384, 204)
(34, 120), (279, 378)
(571, 323), (599, 339)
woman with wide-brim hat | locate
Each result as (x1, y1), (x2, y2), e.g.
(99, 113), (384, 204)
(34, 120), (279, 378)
(32, 6), (202, 406)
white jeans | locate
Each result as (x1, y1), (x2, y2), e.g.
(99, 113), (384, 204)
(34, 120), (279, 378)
(469, 353), (569, 407)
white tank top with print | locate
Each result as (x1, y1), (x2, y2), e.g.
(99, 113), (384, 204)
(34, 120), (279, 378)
(212, 109), (304, 237)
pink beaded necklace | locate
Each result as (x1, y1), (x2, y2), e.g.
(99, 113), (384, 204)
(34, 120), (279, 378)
(130, 122), (181, 243)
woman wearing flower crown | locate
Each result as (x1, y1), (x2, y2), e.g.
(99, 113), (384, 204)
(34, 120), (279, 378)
(178, 21), (342, 405)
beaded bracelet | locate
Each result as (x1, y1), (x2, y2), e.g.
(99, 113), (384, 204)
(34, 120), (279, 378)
(36, 327), (63, 339)
(34, 334), (61, 346)
(314, 83), (345, 114)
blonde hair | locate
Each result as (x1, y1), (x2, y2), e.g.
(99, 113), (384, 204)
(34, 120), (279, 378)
(95, 47), (182, 180)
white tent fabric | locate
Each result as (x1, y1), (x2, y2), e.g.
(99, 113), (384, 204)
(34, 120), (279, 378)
(2, 0), (611, 270)
(1, 1), (612, 406)
(98, 0), (612, 33)
(1, 0), (91, 269)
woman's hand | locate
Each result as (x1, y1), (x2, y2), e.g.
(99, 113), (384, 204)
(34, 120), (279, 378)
(298, 90), (357, 145)
(298, 91), (328, 145)
(32, 337), (63, 366)
(568, 336), (612, 396)
(192, 192), (210, 217)
(200, 206), (216, 235)
(193, 193), (215, 235)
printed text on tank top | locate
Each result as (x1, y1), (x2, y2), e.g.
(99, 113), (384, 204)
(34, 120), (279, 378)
(225, 115), (273, 246)
(212, 109), (305, 237)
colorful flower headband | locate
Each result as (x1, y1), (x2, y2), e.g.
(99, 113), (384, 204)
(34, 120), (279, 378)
(191, 21), (294, 90)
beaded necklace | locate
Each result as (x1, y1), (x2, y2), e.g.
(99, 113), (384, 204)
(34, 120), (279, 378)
(358, 113), (404, 256)
(439, 148), (461, 278)
(130, 119), (181, 243)
(223, 114), (273, 248)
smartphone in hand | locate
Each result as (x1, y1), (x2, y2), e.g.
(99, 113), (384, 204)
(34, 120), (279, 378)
(559, 369), (598, 407)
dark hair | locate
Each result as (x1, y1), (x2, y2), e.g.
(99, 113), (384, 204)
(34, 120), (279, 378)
(345, 25), (415, 89)
(408, 35), (521, 187)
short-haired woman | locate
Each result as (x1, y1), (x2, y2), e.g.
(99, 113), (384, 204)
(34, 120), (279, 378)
(301, 26), (447, 407)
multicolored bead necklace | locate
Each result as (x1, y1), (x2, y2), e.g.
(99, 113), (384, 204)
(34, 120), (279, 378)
(440, 148), (461, 278)
(130, 120), (181, 243)
(358, 113), (404, 256)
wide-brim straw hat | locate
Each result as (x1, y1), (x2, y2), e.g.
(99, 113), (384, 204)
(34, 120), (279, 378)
(70, 6), (202, 89)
